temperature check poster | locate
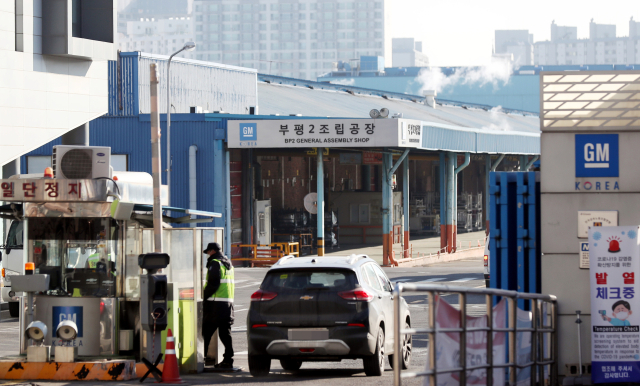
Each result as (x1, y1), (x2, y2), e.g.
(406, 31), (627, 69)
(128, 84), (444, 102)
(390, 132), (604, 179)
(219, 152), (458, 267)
(589, 226), (640, 383)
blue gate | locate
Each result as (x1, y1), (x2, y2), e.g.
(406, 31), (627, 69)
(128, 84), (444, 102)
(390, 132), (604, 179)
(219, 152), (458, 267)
(489, 171), (541, 309)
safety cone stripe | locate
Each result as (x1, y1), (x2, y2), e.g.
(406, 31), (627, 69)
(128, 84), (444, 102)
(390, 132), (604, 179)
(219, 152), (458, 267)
(161, 328), (183, 384)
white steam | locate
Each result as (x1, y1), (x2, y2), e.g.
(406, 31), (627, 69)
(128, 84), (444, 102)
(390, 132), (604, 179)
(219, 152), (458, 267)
(415, 61), (514, 95)
(482, 106), (512, 131)
(330, 78), (355, 86)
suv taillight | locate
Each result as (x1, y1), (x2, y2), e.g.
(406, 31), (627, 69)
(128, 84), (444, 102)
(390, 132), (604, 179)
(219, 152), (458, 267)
(338, 289), (373, 302)
(484, 255), (488, 267)
(251, 289), (278, 302)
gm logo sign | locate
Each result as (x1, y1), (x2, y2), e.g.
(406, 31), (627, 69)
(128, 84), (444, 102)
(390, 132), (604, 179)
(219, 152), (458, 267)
(52, 306), (83, 337)
(240, 123), (257, 141)
(575, 134), (618, 178)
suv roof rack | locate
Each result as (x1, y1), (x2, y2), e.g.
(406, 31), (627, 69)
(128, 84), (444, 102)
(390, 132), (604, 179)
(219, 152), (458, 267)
(347, 254), (368, 265)
(274, 255), (296, 266)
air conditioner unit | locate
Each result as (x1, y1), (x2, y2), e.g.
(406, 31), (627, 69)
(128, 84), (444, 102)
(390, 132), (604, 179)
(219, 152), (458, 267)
(52, 145), (111, 179)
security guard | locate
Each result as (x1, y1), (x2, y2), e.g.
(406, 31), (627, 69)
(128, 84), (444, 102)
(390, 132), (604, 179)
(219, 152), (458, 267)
(202, 242), (235, 368)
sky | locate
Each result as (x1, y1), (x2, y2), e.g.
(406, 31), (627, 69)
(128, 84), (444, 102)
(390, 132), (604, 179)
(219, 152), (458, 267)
(388, 0), (640, 67)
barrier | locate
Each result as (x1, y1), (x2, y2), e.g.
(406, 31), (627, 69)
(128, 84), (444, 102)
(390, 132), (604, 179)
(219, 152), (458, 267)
(392, 283), (558, 386)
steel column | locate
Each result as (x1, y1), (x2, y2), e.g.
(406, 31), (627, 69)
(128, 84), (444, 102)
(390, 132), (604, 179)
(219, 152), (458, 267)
(403, 156), (410, 258)
(445, 152), (455, 253)
(225, 147), (232, 256)
(382, 152), (392, 265)
(453, 152), (470, 251)
(439, 152), (446, 249)
(317, 148), (325, 256)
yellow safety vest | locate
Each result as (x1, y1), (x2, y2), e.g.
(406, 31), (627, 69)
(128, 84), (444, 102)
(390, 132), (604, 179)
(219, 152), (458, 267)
(206, 259), (235, 302)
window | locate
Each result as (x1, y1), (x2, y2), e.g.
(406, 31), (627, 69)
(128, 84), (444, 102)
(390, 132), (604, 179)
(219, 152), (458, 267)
(27, 156), (52, 174)
(262, 269), (355, 291)
(372, 264), (393, 292)
(29, 217), (119, 296)
(72, 0), (82, 37)
(111, 155), (128, 171)
(363, 264), (382, 291)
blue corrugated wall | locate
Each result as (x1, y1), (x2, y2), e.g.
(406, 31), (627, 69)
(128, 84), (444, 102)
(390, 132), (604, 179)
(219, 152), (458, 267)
(22, 114), (228, 229)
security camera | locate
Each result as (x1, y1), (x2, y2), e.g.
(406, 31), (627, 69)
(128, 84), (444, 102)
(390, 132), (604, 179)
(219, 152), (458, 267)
(379, 108), (389, 118)
(26, 321), (48, 344)
(369, 109), (381, 119)
(56, 320), (78, 341)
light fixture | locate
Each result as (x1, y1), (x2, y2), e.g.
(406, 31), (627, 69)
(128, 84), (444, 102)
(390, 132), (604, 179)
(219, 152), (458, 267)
(379, 108), (389, 118)
(56, 320), (78, 341)
(26, 321), (48, 344)
(183, 41), (196, 51)
(369, 109), (380, 119)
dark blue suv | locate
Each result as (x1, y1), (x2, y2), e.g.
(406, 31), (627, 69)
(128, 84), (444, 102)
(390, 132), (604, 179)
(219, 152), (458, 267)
(247, 255), (412, 377)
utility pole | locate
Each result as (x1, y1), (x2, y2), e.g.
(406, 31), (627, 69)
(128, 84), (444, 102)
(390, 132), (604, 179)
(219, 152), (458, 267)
(150, 63), (163, 253)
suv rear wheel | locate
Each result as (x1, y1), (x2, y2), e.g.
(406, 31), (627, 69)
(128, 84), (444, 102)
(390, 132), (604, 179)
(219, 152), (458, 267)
(389, 321), (412, 370)
(249, 355), (271, 377)
(363, 327), (385, 376)
(280, 358), (302, 371)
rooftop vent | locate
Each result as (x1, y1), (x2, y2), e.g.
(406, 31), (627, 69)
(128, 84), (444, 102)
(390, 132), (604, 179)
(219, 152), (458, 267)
(424, 90), (437, 109)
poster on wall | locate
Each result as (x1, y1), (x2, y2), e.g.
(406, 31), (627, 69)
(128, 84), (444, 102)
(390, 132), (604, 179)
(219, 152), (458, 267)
(589, 226), (640, 383)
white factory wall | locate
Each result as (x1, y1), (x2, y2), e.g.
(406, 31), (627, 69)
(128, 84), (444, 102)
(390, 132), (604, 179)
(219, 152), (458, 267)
(0, 0), (111, 166)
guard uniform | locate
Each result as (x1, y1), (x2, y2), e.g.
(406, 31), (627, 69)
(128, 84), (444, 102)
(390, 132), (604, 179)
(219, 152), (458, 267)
(202, 242), (235, 368)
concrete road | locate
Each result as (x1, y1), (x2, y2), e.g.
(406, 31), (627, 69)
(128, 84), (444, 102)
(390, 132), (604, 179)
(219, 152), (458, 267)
(0, 257), (486, 385)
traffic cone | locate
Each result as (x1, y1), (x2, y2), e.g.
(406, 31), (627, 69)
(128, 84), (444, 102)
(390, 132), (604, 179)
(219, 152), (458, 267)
(161, 329), (183, 384)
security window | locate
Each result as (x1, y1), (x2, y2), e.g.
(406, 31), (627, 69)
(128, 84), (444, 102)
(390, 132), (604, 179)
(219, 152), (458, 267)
(27, 156), (52, 174)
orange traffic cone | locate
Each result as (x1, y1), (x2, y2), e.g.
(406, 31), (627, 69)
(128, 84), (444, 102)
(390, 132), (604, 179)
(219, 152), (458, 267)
(161, 329), (183, 384)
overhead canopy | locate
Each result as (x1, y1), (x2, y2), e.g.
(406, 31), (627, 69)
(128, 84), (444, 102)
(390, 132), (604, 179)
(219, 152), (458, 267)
(227, 118), (540, 155)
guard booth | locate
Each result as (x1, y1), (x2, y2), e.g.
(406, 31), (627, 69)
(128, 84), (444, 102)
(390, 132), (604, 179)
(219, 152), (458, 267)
(0, 146), (223, 373)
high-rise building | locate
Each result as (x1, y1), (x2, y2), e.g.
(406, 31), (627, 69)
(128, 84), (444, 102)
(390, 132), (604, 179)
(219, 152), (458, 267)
(191, 0), (386, 80)
(494, 30), (534, 66)
(534, 19), (640, 65)
(117, 0), (196, 58)
(392, 38), (429, 67)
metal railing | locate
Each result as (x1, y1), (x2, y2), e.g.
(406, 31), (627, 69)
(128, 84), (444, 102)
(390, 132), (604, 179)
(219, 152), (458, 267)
(393, 283), (558, 386)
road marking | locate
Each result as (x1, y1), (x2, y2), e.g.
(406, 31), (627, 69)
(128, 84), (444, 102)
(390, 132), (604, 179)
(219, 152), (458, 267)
(419, 278), (445, 282)
(235, 308), (248, 312)
(235, 351), (248, 356)
(232, 326), (247, 332)
(410, 300), (423, 304)
(450, 278), (478, 282)
(234, 280), (248, 284)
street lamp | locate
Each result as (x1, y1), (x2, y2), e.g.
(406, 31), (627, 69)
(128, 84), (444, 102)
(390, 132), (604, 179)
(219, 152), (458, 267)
(166, 41), (196, 206)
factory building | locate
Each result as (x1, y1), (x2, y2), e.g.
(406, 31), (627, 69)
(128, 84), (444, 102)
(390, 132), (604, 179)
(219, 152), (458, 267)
(23, 52), (540, 264)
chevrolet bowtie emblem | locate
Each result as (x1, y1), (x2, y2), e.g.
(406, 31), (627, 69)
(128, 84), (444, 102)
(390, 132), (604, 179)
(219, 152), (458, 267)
(300, 295), (314, 300)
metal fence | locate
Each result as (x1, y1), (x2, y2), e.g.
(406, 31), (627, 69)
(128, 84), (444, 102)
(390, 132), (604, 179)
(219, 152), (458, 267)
(393, 283), (558, 386)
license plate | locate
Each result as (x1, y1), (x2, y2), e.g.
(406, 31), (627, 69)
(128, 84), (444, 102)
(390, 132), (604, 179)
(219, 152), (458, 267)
(288, 328), (329, 340)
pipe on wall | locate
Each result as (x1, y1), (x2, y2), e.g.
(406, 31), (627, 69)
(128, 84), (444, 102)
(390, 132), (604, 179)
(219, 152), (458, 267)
(189, 145), (198, 227)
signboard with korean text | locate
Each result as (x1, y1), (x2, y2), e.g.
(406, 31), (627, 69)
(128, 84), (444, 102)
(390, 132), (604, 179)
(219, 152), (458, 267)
(589, 226), (640, 383)
(363, 152), (383, 164)
(578, 211), (619, 238)
(228, 119), (425, 149)
(399, 120), (423, 147)
(0, 179), (103, 202)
